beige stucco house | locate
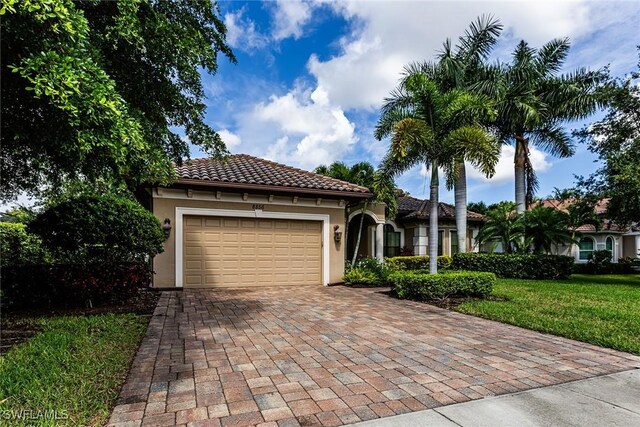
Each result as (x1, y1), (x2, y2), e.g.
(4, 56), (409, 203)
(345, 194), (484, 261)
(141, 155), (372, 288)
(535, 199), (640, 263)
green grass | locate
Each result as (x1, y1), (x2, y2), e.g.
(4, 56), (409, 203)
(457, 274), (640, 355)
(0, 314), (148, 426)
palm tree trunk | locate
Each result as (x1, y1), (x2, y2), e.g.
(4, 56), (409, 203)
(351, 201), (368, 264)
(429, 162), (439, 274)
(514, 135), (527, 215)
(454, 161), (467, 254)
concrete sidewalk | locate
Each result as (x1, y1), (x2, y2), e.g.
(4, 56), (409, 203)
(348, 369), (640, 427)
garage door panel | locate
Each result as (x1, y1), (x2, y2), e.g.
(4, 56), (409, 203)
(184, 215), (322, 288)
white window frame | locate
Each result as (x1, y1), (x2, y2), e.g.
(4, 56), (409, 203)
(175, 207), (331, 287)
(577, 236), (596, 262)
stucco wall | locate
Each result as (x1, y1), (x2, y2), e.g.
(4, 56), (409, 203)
(151, 190), (348, 287)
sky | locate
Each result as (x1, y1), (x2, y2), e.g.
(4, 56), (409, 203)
(197, 0), (640, 205)
(3, 0), (638, 211)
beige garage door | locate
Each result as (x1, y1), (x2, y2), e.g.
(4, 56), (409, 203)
(183, 216), (322, 287)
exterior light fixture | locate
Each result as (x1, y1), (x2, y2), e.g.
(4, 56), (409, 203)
(334, 225), (342, 242)
(162, 218), (172, 239)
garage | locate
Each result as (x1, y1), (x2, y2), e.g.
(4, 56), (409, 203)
(183, 215), (322, 287)
(148, 154), (373, 288)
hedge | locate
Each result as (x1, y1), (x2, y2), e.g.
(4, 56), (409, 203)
(386, 255), (453, 271)
(452, 253), (574, 279)
(0, 222), (47, 267)
(1, 262), (151, 309)
(390, 270), (495, 300)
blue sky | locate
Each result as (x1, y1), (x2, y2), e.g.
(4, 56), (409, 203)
(195, 0), (640, 205)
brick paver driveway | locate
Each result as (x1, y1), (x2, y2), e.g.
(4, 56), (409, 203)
(109, 286), (640, 427)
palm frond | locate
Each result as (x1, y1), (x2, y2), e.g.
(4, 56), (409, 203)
(535, 38), (570, 76)
(529, 124), (575, 157)
(456, 14), (503, 62)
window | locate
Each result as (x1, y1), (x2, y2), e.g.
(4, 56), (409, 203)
(383, 224), (401, 257)
(438, 230), (444, 256)
(606, 236), (614, 257)
(578, 237), (595, 261)
(450, 231), (458, 255)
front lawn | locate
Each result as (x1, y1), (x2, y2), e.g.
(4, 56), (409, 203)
(0, 314), (148, 426)
(456, 274), (640, 355)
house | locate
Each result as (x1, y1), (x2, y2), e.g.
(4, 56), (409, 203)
(534, 199), (640, 263)
(346, 194), (484, 261)
(142, 154), (372, 288)
(143, 154), (486, 289)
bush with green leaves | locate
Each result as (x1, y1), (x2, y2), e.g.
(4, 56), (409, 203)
(0, 222), (47, 267)
(452, 253), (573, 279)
(386, 255), (453, 271)
(344, 257), (392, 286)
(573, 251), (634, 274)
(29, 194), (164, 263)
(390, 270), (495, 301)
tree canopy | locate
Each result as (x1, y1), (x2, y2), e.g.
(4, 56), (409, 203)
(574, 53), (640, 227)
(1, 0), (236, 201)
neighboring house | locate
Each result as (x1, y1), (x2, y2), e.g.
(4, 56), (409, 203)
(141, 154), (371, 288)
(346, 194), (484, 261)
(534, 199), (639, 263)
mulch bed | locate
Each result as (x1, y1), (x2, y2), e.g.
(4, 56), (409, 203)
(0, 289), (160, 355)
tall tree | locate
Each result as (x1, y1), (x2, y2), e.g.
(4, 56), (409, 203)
(375, 68), (496, 273)
(412, 15), (503, 254)
(574, 54), (640, 227)
(314, 161), (397, 264)
(474, 38), (605, 214)
(1, 0), (236, 201)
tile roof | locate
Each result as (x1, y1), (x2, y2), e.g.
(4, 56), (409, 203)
(396, 195), (484, 222)
(173, 154), (372, 198)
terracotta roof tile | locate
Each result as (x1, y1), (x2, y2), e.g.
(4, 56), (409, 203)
(174, 154), (372, 197)
(396, 196), (484, 222)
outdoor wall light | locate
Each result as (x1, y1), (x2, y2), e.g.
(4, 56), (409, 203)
(162, 218), (172, 239)
(334, 225), (342, 242)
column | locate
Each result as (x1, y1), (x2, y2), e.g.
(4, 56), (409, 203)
(375, 222), (384, 262)
(636, 235), (640, 258)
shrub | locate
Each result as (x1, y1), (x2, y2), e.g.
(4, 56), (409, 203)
(386, 255), (453, 271)
(343, 268), (380, 286)
(573, 253), (635, 275)
(29, 194), (164, 263)
(390, 270), (495, 300)
(0, 222), (47, 267)
(344, 257), (391, 286)
(1, 262), (151, 308)
(452, 253), (573, 279)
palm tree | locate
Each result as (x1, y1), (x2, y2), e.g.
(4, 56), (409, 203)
(476, 202), (525, 253)
(474, 38), (605, 214)
(314, 161), (396, 264)
(523, 205), (574, 253)
(409, 15), (503, 254)
(375, 68), (497, 273)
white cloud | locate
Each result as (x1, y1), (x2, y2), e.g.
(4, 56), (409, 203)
(307, 1), (635, 111)
(224, 9), (268, 52)
(217, 129), (242, 149)
(271, 0), (313, 41)
(250, 84), (357, 169)
(466, 145), (551, 184)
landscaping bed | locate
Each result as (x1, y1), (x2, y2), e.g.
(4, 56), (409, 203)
(456, 274), (640, 355)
